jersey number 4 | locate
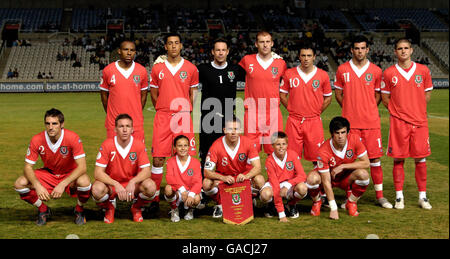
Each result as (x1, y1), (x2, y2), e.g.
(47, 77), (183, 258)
(110, 75), (116, 85)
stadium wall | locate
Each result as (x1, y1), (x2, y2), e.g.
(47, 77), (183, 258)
(1, 79), (448, 93)
(0, 0), (448, 9)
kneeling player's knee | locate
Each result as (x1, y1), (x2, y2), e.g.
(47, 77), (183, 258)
(307, 171), (321, 185)
(202, 178), (214, 191)
(253, 175), (265, 188)
(260, 187), (273, 202)
(152, 157), (165, 168)
(194, 195), (201, 206)
(14, 176), (29, 189)
(296, 183), (308, 196)
(91, 181), (107, 199)
(356, 169), (369, 180)
(164, 185), (174, 196)
(141, 179), (156, 195)
(76, 174), (91, 187)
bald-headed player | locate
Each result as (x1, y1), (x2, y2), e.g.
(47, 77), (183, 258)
(99, 39), (149, 141)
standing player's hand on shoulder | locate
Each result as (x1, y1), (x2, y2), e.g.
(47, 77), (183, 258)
(329, 210), (339, 220)
(35, 184), (51, 201)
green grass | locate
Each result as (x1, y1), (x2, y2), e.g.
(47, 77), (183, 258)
(0, 90), (448, 239)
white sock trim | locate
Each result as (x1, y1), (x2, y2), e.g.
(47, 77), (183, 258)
(348, 193), (360, 203)
(77, 184), (92, 192)
(355, 179), (370, 186)
(416, 158), (426, 163)
(33, 199), (42, 208)
(94, 193), (109, 203)
(306, 183), (319, 189)
(374, 184), (383, 191)
(165, 194), (177, 202)
(370, 162), (381, 167)
(204, 187), (218, 196)
(151, 166), (164, 174)
(15, 188), (31, 194)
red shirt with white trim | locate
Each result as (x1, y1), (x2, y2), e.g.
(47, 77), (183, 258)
(95, 136), (151, 183)
(25, 129), (85, 175)
(265, 149), (306, 213)
(381, 62), (432, 127)
(281, 66), (332, 118)
(150, 59), (199, 112)
(239, 54), (287, 110)
(99, 61), (149, 130)
(316, 134), (367, 176)
(166, 155), (202, 196)
(334, 60), (382, 129)
(205, 136), (259, 176)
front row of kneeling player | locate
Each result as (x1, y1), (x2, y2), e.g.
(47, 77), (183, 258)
(15, 108), (371, 225)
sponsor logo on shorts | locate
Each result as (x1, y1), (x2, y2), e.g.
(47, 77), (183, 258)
(238, 153), (247, 162)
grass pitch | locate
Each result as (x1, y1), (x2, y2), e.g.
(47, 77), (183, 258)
(0, 90), (448, 239)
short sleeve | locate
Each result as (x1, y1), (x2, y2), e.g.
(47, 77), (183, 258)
(190, 66), (199, 88)
(322, 72), (333, 96)
(95, 142), (110, 168)
(25, 138), (39, 165)
(99, 69), (110, 91)
(138, 146), (151, 168)
(334, 66), (344, 90)
(70, 133), (85, 160)
(149, 66), (160, 88)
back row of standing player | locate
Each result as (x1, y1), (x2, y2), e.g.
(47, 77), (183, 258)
(15, 31), (433, 225)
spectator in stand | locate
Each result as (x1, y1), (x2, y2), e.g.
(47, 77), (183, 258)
(13, 68), (19, 78)
(37, 72), (43, 79)
(7, 69), (14, 79)
(70, 51), (77, 61)
(48, 72), (54, 79)
(73, 59), (82, 68)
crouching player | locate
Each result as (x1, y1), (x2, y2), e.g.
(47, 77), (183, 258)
(164, 135), (202, 222)
(14, 108), (91, 225)
(91, 114), (156, 223)
(203, 116), (264, 218)
(307, 116), (370, 219)
(260, 132), (308, 222)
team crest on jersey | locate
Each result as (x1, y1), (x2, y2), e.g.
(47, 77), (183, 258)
(179, 71), (188, 82)
(238, 153), (247, 162)
(187, 169), (194, 176)
(346, 149), (354, 159)
(133, 75), (141, 85)
(415, 75), (423, 85)
(60, 146), (68, 155)
(312, 80), (320, 89)
(232, 193), (241, 205)
(271, 67), (278, 78)
(365, 73), (373, 82)
(286, 161), (294, 171)
(129, 152), (137, 162)
(227, 71), (235, 82)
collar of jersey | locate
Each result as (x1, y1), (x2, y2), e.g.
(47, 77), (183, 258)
(222, 136), (240, 160)
(211, 61), (228, 70)
(395, 62), (416, 81)
(330, 138), (348, 159)
(272, 151), (288, 169)
(114, 61), (135, 79)
(164, 58), (185, 76)
(350, 59), (370, 78)
(256, 54), (274, 70)
(176, 155), (191, 174)
(114, 136), (134, 159)
(296, 65), (317, 84)
(45, 129), (64, 153)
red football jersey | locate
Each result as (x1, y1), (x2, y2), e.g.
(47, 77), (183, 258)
(381, 62), (433, 127)
(265, 149), (306, 213)
(334, 60), (382, 129)
(165, 155), (202, 195)
(95, 136), (151, 183)
(239, 54), (287, 109)
(316, 134), (367, 176)
(150, 59), (199, 112)
(205, 136), (259, 176)
(25, 129), (85, 175)
(280, 66), (332, 118)
(99, 61), (149, 130)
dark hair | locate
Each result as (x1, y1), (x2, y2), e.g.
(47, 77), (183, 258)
(115, 113), (133, 126)
(329, 116), (350, 134)
(271, 131), (288, 144)
(224, 115), (241, 127)
(351, 35), (370, 48)
(299, 40), (316, 55)
(164, 32), (182, 44)
(44, 108), (64, 124)
(119, 39), (135, 49)
(212, 38), (229, 49)
(173, 135), (189, 146)
(394, 38), (412, 49)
